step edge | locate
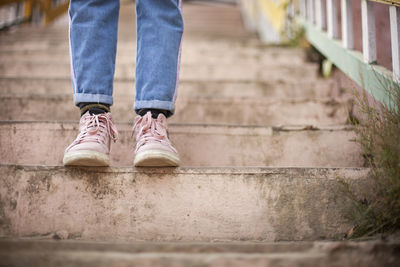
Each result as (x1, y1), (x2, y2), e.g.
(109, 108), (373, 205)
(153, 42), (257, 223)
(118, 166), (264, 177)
(0, 163), (370, 175)
(0, 120), (356, 131)
(0, 94), (348, 104)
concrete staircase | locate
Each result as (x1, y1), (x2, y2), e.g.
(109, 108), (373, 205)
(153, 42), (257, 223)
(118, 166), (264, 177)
(1, 2), (398, 266)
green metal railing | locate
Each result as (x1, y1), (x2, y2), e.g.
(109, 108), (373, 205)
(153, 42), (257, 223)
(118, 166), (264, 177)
(297, 0), (400, 109)
(371, 0), (400, 7)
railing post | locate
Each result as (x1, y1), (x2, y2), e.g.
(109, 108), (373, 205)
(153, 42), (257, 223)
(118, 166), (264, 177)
(307, 0), (315, 23)
(300, 0), (307, 18)
(361, 0), (377, 63)
(390, 6), (400, 81)
(341, 0), (354, 49)
(327, 0), (339, 38)
(16, 2), (24, 21)
(288, 1), (295, 18)
(315, 0), (326, 30)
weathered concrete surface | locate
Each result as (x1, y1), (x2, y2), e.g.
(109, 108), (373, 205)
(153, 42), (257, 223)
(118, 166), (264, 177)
(2, 239), (400, 267)
(0, 95), (350, 125)
(0, 122), (363, 167)
(0, 239), (316, 253)
(0, 44), (308, 66)
(1, 239), (399, 267)
(0, 61), (320, 82)
(0, 165), (369, 241)
(0, 16), (315, 83)
(0, 78), (335, 99)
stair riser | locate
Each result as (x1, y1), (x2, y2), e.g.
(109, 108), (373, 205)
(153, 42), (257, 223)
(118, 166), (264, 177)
(0, 43), (279, 53)
(0, 252), (328, 267)
(0, 49), (306, 66)
(0, 96), (349, 125)
(0, 123), (363, 167)
(0, 242), (318, 254)
(1, 244), (398, 267)
(0, 165), (369, 241)
(0, 240), (315, 253)
(0, 40), (303, 55)
(0, 79), (334, 98)
(0, 62), (319, 82)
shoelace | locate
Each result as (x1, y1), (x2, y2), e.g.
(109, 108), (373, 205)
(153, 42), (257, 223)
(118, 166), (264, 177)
(67, 113), (118, 150)
(132, 112), (177, 153)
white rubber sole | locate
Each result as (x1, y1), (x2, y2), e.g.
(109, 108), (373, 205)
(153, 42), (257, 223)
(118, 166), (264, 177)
(63, 150), (110, 166)
(134, 150), (180, 167)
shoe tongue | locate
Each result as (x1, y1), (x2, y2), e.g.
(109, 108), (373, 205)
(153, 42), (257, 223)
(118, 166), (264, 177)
(142, 109), (169, 119)
(88, 107), (107, 115)
(156, 113), (167, 124)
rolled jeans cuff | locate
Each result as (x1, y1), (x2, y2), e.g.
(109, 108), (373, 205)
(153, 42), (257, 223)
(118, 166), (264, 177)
(73, 93), (114, 106)
(134, 100), (175, 115)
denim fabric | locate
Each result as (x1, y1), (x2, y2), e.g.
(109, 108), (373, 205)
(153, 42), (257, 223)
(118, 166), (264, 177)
(69, 0), (184, 115)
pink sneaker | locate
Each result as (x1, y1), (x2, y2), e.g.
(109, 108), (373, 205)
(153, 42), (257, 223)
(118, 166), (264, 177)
(63, 111), (118, 166)
(133, 111), (180, 167)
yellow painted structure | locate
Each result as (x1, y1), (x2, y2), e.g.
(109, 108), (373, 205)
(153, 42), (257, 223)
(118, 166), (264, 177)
(239, 0), (292, 43)
(257, 0), (288, 33)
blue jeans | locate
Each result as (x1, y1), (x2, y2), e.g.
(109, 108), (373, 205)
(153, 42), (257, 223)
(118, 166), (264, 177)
(69, 0), (184, 116)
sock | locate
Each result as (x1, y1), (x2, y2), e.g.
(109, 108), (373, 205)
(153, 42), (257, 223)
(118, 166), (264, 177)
(78, 103), (111, 117)
(137, 108), (171, 119)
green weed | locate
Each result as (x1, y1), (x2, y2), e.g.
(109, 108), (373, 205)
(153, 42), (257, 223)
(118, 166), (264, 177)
(342, 82), (400, 239)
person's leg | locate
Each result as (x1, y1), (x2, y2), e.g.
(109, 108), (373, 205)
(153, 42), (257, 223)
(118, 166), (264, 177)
(134, 0), (184, 117)
(69, 0), (119, 106)
(133, 0), (183, 167)
(63, 0), (120, 166)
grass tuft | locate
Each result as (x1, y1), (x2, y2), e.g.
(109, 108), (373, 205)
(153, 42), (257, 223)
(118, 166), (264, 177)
(342, 82), (400, 239)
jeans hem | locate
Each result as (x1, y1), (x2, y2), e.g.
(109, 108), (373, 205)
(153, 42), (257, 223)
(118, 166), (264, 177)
(134, 100), (175, 115)
(74, 93), (114, 106)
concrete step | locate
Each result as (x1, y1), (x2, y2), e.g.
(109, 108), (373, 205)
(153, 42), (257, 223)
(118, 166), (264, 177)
(0, 61), (320, 83)
(0, 20), (248, 46)
(0, 28), (249, 43)
(0, 165), (368, 241)
(1, 239), (399, 267)
(0, 78), (335, 98)
(0, 37), (259, 51)
(0, 95), (350, 125)
(0, 45), (307, 66)
(0, 30), (246, 47)
(0, 122), (363, 167)
(0, 239), (318, 254)
(0, 36), (289, 52)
